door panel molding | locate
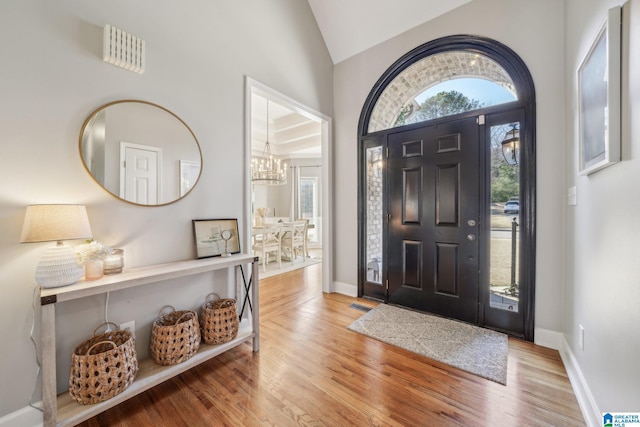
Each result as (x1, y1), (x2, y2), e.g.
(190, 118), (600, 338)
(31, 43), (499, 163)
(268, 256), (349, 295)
(435, 164), (459, 226)
(402, 168), (422, 224)
(437, 134), (461, 153)
(402, 240), (422, 289)
(435, 242), (459, 296)
(403, 140), (424, 157)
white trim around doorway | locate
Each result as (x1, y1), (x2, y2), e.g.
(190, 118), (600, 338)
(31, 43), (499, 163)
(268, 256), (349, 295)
(244, 77), (333, 293)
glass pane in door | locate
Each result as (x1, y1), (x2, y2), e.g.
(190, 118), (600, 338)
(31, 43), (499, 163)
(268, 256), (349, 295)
(366, 146), (383, 284)
(489, 122), (520, 312)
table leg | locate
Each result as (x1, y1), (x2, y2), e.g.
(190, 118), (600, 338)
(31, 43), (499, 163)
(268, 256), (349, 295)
(251, 257), (260, 352)
(41, 302), (57, 427)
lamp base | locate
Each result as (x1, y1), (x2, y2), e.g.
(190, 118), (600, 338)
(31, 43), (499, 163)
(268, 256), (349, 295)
(35, 243), (84, 288)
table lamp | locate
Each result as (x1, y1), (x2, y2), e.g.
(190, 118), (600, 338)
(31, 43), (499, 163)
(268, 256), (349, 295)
(20, 204), (93, 288)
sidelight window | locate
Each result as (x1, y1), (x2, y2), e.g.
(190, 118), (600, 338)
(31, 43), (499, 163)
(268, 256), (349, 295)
(365, 146), (383, 284)
(489, 122), (521, 312)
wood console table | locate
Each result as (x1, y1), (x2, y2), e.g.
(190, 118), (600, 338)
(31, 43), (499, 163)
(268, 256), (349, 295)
(39, 254), (259, 427)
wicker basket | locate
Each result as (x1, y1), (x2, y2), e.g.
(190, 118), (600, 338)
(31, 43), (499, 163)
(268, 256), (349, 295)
(150, 306), (201, 365)
(69, 322), (138, 405)
(200, 293), (239, 345)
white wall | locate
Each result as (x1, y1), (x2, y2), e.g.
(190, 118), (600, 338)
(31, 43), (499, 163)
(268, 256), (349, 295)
(253, 185), (285, 218)
(333, 0), (566, 333)
(564, 0), (640, 419)
(0, 0), (332, 418)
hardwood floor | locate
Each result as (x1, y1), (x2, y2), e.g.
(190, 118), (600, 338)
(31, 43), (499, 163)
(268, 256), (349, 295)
(79, 264), (585, 426)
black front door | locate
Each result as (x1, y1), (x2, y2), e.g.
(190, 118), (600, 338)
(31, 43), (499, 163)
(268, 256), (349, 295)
(387, 116), (480, 323)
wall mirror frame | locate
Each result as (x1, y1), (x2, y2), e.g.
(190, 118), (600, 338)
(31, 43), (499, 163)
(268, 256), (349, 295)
(79, 100), (203, 207)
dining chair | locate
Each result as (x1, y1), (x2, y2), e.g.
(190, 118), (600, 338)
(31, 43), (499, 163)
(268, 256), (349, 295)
(295, 218), (311, 258)
(280, 220), (307, 265)
(252, 223), (283, 272)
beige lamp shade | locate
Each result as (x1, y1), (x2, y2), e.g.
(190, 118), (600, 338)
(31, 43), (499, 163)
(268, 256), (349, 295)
(20, 204), (93, 288)
(20, 204), (92, 243)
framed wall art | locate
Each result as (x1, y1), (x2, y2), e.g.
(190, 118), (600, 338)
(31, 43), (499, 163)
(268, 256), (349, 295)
(192, 218), (240, 259)
(578, 6), (621, 175)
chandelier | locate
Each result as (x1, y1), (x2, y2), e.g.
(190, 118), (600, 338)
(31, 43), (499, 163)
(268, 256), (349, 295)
(251, 100), (287, 185)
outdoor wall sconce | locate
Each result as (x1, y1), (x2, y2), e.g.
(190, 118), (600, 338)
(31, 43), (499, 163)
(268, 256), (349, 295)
(501, 125), (520, 165)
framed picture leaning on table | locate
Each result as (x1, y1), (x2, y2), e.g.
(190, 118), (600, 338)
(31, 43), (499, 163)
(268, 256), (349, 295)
(192, 218), (240, 259)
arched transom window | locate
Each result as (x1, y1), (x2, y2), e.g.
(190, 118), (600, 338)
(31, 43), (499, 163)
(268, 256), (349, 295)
(368, 51), (517, 133)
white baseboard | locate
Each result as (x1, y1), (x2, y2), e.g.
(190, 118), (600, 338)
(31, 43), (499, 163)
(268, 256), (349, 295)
(534, 327), (563, 350)
(535, 329), (601, 426)
(333, 281), (357, 297)
(559, 337), (601, 427)
(0, 405), (42, 427)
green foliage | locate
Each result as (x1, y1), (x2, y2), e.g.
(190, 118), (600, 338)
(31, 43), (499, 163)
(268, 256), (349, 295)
(492, 163), (519, 202)
(395, 104), (414, 126)
(417, 91), (482, 120)
(395, 90), (483, 126)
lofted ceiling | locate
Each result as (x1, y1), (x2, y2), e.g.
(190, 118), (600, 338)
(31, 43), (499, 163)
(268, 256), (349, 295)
(252, 1), (473, 159)
(307, 0), (473, 64)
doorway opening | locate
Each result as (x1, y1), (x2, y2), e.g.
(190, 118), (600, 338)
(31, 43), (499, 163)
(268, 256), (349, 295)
(358, 35), (536, 340)
(245, 78), (333, 293)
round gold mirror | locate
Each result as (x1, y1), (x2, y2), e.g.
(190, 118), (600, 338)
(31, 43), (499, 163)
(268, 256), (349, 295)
(79, 100), (202, 206)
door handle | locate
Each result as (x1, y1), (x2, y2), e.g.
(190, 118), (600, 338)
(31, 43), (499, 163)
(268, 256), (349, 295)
(467, 234), (476, 241)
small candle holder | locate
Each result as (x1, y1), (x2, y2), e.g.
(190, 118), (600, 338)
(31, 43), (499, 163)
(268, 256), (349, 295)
(103, 249), (124, 274)
(84, 259), (104, 280)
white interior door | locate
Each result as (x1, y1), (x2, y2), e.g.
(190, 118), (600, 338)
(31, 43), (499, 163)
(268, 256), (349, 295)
(120, 142), (162, 204)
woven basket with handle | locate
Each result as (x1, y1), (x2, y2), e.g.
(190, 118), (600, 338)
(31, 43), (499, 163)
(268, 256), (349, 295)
(200, 293), (239, 345)
(150, 306), (201, 365)
(69, 322), (138, 405)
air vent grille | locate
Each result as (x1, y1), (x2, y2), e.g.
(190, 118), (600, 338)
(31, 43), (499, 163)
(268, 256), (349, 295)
(102, 24), (145, 74)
